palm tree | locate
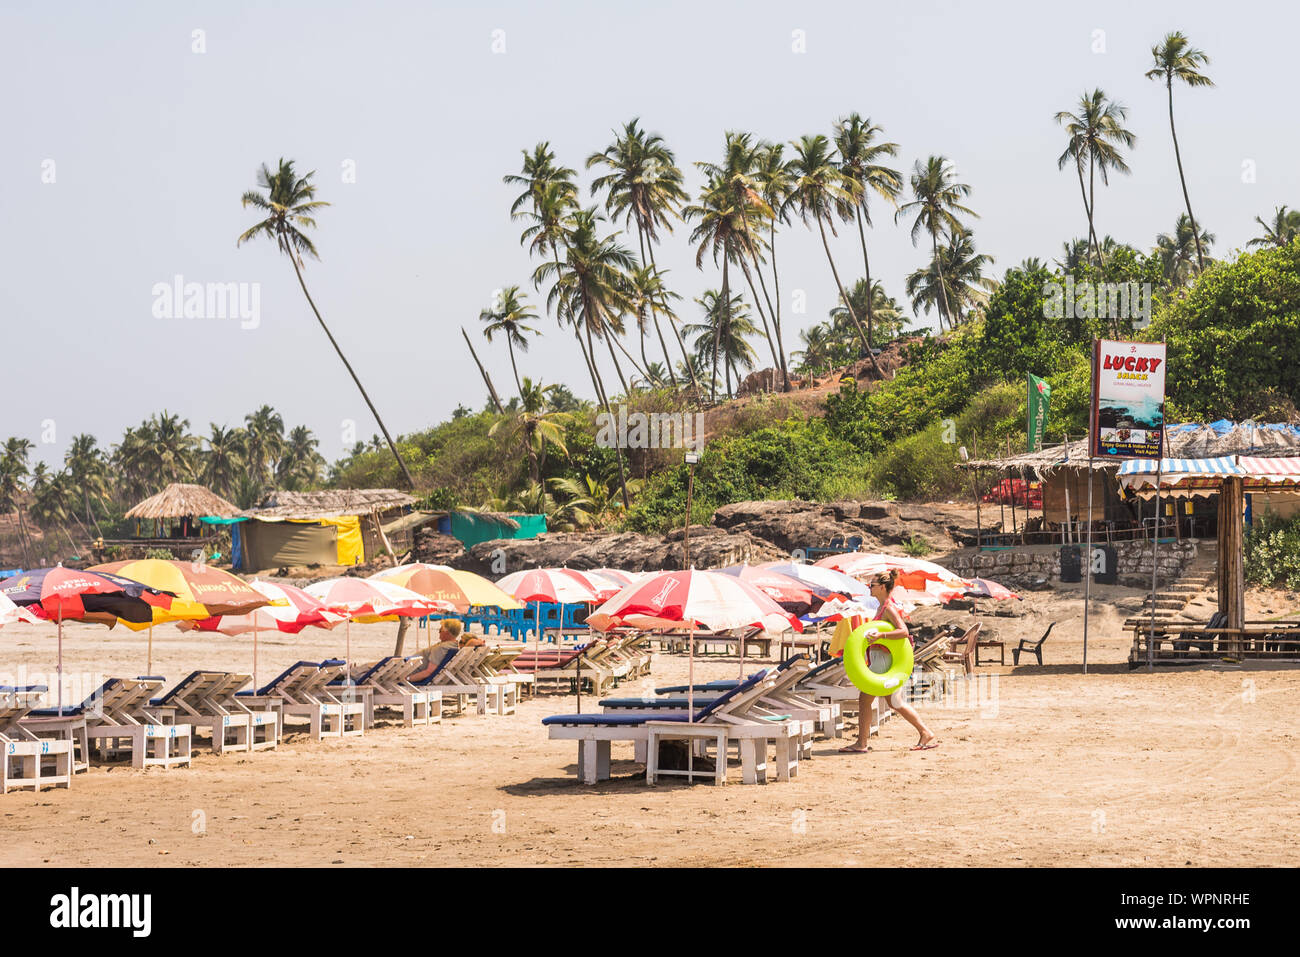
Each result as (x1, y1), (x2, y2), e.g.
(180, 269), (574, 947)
(488, 378), (573, 498)
(686, 133), (776, 397)
(752, 142), (798, 390)
(586, 119), (690, 384)
(0, 437), (34, 565)
(831, 279), (911, 347)
(1247, 206), (1300, 248)
(63, 434), (107, 537)
(1054, 92), (1136, 266)
(897, 156), (977, 330)
(1147, 32), (1213, 272)
(835, 114), (903, 350)
(788, 134), (883, 376)
(505, 142), (578, 221)
(151, 412), (199, 486)
(202, 424), (245, 498)
(276, 425), (324, 489)
(238, 158), (414, 489)
(479, 285), (540, 397)
(905, 228), (996, 326)
(1155, 213), (1215, 286)
(625, 265), (682, 376)
(533, 208), (637, 506)
(792, 323), (837, 378)
(686, 290), (759, 395)
(243, 405), (285, 488)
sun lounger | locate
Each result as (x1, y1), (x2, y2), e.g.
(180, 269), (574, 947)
(28, 677), (192, 770)
(1, 685), (74, 792)
(343, 657), (441, 728)
(236, 660), (362, 740)
(543, 671), (801, 785)
(151, 671), (279, 753)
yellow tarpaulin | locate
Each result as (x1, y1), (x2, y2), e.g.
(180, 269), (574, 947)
(295, 516), (365, 565)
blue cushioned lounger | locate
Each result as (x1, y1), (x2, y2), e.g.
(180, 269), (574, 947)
(542, 670), (767, 727)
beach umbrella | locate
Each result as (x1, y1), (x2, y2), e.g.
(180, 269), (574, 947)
(180, 579), (348, 689)
(800, 597), (880, 625)
(714, 564), (819, 613)
(496, 568), (605, 705)
(0, 592), (38, 628)
(590, 568), (644, 588)
(306, 577), (454, 673)
(586, 569), (801, 718)
(758, 561), (874, 601)
(814, 552), (970, 606)
(370, 563), (523, 612)
(90, 558), (271, 674)
(2, 565), (177, 712)
(965, 578), (1021, 601)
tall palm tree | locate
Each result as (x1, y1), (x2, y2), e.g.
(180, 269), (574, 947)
(586, 119), (690, 384)
(276, 425), (324, 489)
(238, 158), (414, 489)
(834, 114), (903, 350)
(150, 412), (199, 486)
(63, 434), (107, 537)
(1155, 213), (1215, 286)
(202, 424), (245, 498)
(686, 290), (759, 396)
(479, 285), (539, 397)
(1248, 206), (1300, 248)
(1054, 92), (1136, 266)
(686, 133), (776, 397)
(0, 437), (34, 566)
(788, 134), (881, 374)
(243, 405), (285, 488)
(752, 142), (798, 390)
(905, 228), (996, 326)
(625, 265), (682, 377)
(1147, 32), (1213, 272)
(792, 324), (837, 378)
(831, 279), (910, 347)
(533, 208), (637, 506)
(897, 156), (977, 331)
(505, 142), (578, 221)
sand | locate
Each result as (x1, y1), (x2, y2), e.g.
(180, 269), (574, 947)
(2, 584), (1297, 868)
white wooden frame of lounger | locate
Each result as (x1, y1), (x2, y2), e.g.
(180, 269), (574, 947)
(457, 646), (518, 715)
(149, 672), (278, 754)
(428, 647), (515, 716)
(473, 647), (533, 703)
(1, 689), (74, 792)
(82, 678), (192, 770)
(350, 657), (442, 728)
(238, 663), (363, 740)
(548, 673), (802, 785)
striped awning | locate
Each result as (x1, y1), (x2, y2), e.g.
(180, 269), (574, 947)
(1238, 456), (1300, 485)
(1117, 457), (1242, 496)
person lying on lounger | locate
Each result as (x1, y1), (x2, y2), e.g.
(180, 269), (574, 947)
(840, 569), (938, 754)
(408, 619), (483, 681)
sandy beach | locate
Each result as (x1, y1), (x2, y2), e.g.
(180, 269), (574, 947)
(2, 584), (1297, 868)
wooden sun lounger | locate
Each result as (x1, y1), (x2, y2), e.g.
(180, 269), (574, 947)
(544, 671), (802, 786)
(236, 660), (363, 740)
(50, 677), (192, 770)
(151, 671), (279, 753)
(344, 657), (442, 728)
(1, 686), (75, 792)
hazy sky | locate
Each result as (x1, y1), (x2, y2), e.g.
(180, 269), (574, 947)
(3, 0), (1294, 468)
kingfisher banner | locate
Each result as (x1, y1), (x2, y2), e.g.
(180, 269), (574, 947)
(1090, 339), (1167, 458)
(1027, 374), (1051, 452)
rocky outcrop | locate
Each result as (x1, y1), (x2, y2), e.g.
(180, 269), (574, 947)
(450, 526), (786, 577)
(412, 527), (468, 566)
(711, 499), (975, 556)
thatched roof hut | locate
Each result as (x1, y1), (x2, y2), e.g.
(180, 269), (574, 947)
(125, 483), (241, 520)
(242, 489), (416, 520)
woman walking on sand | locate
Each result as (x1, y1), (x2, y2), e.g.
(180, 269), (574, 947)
(839, 569), (938, 753)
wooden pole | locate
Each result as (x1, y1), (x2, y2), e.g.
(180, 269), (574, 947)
(969, 437), (982, 550)
(1149, 456), (1163, 672)
(1083, 453), (1095, 675)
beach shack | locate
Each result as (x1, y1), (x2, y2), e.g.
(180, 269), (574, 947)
(235, 489), (416, 571)
(102, 483), (242, 559)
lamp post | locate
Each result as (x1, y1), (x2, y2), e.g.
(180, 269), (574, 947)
(683, 450), (700, 568)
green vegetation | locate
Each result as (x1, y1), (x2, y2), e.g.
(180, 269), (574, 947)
(1245, 514), (1300, 591)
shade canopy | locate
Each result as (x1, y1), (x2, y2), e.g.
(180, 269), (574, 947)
(496, 568), (602, 605)
(125, 482), (241, 520)
(183, 579), (346, 635)
(714, 564), (819, 612)
(586, 569), (801, 634)
(90, 559), (268, 627)
(3, 566), (176, 625)
(306, 577), (453, 623)
(369, 563), (523, 611)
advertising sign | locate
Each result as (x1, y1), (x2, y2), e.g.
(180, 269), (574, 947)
(1090, 340), (1167, 459)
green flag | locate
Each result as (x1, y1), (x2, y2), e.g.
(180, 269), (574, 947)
(1028, 374), (1051, 452)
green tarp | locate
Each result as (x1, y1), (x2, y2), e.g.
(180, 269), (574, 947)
(449, 512), (546, 548)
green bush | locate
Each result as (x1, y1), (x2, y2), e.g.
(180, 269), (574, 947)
(1245, 513), (1300, 591)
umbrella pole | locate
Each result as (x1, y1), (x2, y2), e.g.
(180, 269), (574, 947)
(148, 621), (154, 676)
(687, 620), (695, 723)
(253, 618), (259, 692)
(534, 600), (541, 702)
(57, 612), (64, 716)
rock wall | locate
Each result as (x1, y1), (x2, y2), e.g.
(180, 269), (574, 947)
(947, 539), (1203, 588)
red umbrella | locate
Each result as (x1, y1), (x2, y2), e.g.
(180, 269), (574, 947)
(586, 570), (801, 718)
(715, 564), (819, 612)
(496, 568), (606, 705)
(305, 577), (453, 673)
(966, 578), (1021, 601)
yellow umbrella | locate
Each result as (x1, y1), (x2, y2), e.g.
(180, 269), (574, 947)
(89, 559), (269, 672)
(369, 563), (523, 611)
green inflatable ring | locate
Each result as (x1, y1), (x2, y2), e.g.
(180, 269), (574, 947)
(843, 621), (915, 697)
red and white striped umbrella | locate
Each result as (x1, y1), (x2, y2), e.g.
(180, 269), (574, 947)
(305, 577), (455, 671)
(180, 579), (347, 690)
(714, 564), (819, 612)
(587, 569), (801, 634)
(590, 568), (645, 588)
(0, 592), (38, 628)
(814, 552), (971, 606)
(496, 568), (601, 605)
